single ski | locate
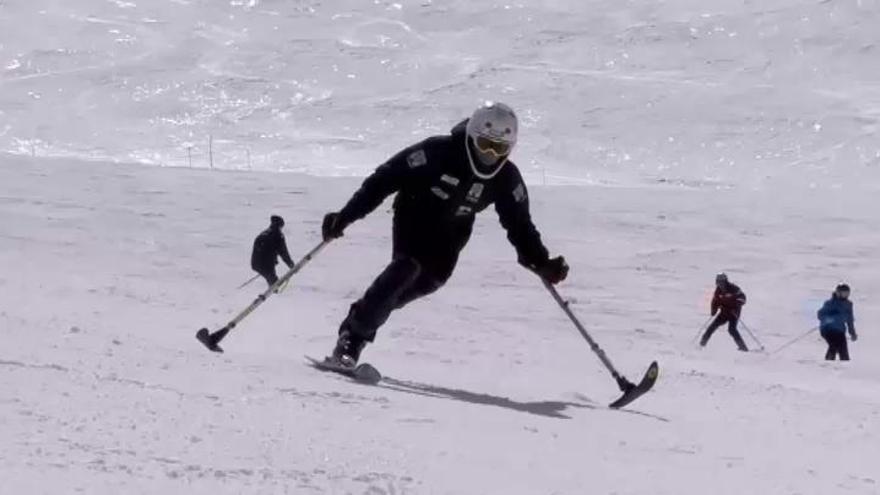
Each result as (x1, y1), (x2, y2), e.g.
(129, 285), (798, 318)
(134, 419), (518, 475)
(609, 361), (659, 409)
(305, 356), (382, 385)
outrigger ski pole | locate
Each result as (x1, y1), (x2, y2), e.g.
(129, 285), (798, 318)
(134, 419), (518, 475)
(540, 278), (659, 409)
(196, 240), (330, 353)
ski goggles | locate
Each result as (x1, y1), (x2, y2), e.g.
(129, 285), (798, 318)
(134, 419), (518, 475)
(473, 135), (512, 157)
(836, 289), (850, 299)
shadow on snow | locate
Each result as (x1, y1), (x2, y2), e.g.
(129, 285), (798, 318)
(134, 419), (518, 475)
(377, 376), (669, 422)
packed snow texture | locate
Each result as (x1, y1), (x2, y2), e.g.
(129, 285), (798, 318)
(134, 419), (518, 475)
(2, 0), (880, 185)
(2, 0), (880, 494)
(2, 156), (879, 494)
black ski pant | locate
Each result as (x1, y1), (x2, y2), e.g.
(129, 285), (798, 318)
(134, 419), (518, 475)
(821, 330), (850, 361)
(339, 253), (454, 342)
(253, 264), (278, 287)
(701, 313), (748, 351)
(339, 212), (465, 343)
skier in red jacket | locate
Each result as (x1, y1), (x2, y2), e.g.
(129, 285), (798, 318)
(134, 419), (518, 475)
(700, 273), (748, 351)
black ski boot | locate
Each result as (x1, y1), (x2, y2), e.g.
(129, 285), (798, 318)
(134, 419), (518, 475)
(330, 330), (366, 368)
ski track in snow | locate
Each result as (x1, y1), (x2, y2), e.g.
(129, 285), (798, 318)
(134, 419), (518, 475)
(2, 155), (879, 494)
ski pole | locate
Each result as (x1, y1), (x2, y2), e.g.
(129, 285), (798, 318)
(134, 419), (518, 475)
(739, 319), (766, 351)
(236, 274), (260, 290)
(691, 315), (714, 344)
(771, 326), (819, 355)
(196, 240), (330, 353)
(539, 277), (658, 410)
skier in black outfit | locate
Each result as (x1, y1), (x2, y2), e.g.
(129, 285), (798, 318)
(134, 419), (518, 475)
(321, 102), (568, 366)
(700, 273), (749, 351)
(251, 215), (294, 287)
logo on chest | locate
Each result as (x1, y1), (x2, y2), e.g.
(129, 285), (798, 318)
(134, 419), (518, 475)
(455, 206), (473, 216)
(407, 149), (427, 168)
(466, 183), (484, 204)
(440, 174), (460, 187)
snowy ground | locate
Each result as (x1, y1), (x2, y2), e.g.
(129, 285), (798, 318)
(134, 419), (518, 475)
(2, 154), (879, 494)
(3, 0), (880, 493)
(3, 0), (880, 186)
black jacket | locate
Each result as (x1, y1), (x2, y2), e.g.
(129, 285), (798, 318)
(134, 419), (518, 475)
(711, 282), (747, 317)
(251, 227), (293, 271)
(337, 121), (549, 268)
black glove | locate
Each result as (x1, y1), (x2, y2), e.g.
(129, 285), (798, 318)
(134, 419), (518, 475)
(534, 256), (569, 284)
(321, 212), (346, 241)
(850, 331), (858, 342)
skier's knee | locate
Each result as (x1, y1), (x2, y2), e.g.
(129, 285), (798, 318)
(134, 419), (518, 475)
(395, 275), (445, 310)
(393, 256), (423, 282)
(418, 275), (445, 297)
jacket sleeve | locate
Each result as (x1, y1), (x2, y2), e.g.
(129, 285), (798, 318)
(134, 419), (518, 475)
(278, 235), (294, 266)
(735, 288), (747, 307)
(494, 169), (549, 268)
(846, 301), (856, 331)
(337, 145), (421, 226)
(711, 292), (720, 315)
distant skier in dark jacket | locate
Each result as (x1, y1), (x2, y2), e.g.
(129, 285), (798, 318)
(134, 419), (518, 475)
(251, 215), (294, 287)
(817, 283), (857, 361)
(320, 102), (568, 367)
(700, 273), (749, 351)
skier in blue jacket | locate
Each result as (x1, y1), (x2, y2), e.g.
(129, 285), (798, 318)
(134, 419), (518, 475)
(817, 283), (858, 361)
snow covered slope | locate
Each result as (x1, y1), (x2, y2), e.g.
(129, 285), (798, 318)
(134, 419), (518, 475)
(2, 154), (879, 494)
(3, 0), (880, 186)
(3, 0), (880, 492)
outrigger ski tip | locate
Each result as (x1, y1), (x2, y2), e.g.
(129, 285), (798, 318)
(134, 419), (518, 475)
(539, 280), (658, 411)
(608, 361), (659, 409)
(196, 328), (224, 353)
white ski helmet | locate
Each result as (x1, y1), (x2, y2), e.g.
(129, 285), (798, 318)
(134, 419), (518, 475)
(465, 101), (518, 179)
